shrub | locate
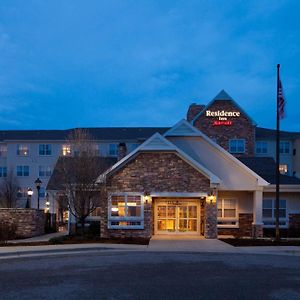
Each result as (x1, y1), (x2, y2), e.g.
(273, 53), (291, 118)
(49, 235), (68, 244)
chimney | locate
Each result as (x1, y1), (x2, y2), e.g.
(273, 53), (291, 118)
(187, 103), (205, 122)
(118, 142), (127, 160)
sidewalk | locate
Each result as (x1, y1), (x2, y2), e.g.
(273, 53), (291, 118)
(9, 230), (68, 243)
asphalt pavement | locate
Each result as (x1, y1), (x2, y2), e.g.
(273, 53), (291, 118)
(0, 251), (300, 300)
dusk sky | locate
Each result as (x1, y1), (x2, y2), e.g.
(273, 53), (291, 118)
(0, 1), (299, 131)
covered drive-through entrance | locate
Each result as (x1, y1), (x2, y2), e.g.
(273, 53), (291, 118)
(154, 198), (203, 235)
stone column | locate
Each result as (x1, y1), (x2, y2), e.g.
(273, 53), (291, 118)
(252, 190), (264, 238)
(204, 200), (218, 239)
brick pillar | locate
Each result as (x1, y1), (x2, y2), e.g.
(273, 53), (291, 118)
(204, 201), (218, 239)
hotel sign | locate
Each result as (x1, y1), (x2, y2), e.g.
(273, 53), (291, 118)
(205, 110), (241, 126)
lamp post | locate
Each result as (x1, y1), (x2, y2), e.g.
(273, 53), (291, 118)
(27, 188), (33, 208)
(35, 178), (42, 210)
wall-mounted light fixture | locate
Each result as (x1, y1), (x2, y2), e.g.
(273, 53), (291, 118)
(206, 191), (216, 204)
(143, 191), (152, 204)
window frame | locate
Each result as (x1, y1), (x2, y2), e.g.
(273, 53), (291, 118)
(217, 198), (239, 228)
(229, 139), (245, 154)
(280, 141), (291, 155)
(16, 165), (29, 177)
(62, 144), (71, 156)
(108, 193), (144, 229)
(108, 143), (118, 157)
(16, 144), (29, 156)
(0, 166), (7, 177)
(262, 199), (288, 228)
(39, 144), (52, 156)
(0, 145), (7, 157)
(255, 141), (268, 154)
(39, 165), (52, 177)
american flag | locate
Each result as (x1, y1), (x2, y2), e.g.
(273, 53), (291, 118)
(278, 79), (285, 119)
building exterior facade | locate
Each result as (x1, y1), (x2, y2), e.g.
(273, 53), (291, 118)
(0, 89), (300, 238)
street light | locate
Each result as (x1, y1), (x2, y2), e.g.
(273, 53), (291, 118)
(35, 178), (42, 210)
(26, 188), (33, 208)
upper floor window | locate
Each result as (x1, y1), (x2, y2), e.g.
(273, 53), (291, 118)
(17, 187), (27, 198)
(0, 166), (7, 177)
(256, 141), (268, 154)
(280, 141), (290, 154)
(0, 145), (7, 157)
(39, 187), (45, 198)
(217, 198), (238, 227)
(229, 139), (245, 154)
(17, 144), (29, 156)
(39, 144), (52, 156)
(62, 145), (71, 156)
(128, 143), (140, 152)
(279, 164), (288, 175)
(263, 199), (287, 227)
(16, 165), (29, 177)
(109, 144), (118, 156)
(39, 166), (52, 177)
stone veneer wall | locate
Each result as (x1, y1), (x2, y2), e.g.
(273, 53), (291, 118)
(101, 152), (211, 239)
(0, 209), (46, 239)
(218, 213), (253, 237)
(193, 100), (255, 156)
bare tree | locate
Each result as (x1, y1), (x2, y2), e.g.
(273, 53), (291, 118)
(58, 129), (102, 235)
(0, 169), (19, 208)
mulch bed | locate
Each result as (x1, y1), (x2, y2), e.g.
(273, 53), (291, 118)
(0, 235), (150, 247)
(220, 238), (300, 247)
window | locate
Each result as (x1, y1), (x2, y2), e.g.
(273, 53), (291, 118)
(279, 164), (288, 175)
(39, 144), (52, 155)
(62, 145), (71, 156)
(0, 145), (7, 157)
(0, 166), (7, 177)
(229, 139), (245, 154)
(263, 199), (287, 227)
(109, 144), (118, 156)
(280, 141), (290, 154)
(17, 165), (29, 176)
(17, 144), (29, 156)
(39, 187), (45, 198)
(17, 188), (27, 198)
(109, 194), (144, 229)
(90, 207), (101, 217)
(217, 198), (238, 227)
(39, 166), (52, 177)
(128, 143), (140, 152)
(256, 141), (268, 154)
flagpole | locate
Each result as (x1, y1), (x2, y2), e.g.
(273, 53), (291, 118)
(275, 64), (280, 241)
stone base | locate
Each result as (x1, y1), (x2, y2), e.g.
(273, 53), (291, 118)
(204, 202), (217, 239)
(252, 224), (263, 238)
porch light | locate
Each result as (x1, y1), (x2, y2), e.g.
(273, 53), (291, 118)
(206, 193), (216, 204)
(143, 192), (152, 204)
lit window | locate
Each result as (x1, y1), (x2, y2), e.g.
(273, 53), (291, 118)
(0, 166), (7, 177)
(263, 199), (287, 227)
(90, 207), (101, 217)
(0, 145), (7, 157)
(39, 144), (52, 156)
(16, 165), (29, 177)
(109, 194), (144, 229)
(229, 139), (245, 154)
(256, 141), (268, 154)
(17, 188), (27, 198)
(217, 198), (238, 227)
(17, 144), (29, 156)
(62, 145), (71, 156)
(280, 141), (290, 154)
(39, 166), (52, 177)
(279, 164), (288, 175)
(109, 144), (118, 156)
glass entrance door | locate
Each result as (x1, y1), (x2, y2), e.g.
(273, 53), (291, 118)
(156, 200), (199, 234)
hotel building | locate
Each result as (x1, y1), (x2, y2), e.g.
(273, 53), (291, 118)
(1, 90), (300, 238)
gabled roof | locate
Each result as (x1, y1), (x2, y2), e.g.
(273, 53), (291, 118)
(97, 133), (221, 185)
(256, 127), (300, 140)
(191, 89), (256, 126)
(165, 119), (269, 187)
(164, 119), (203, 137)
